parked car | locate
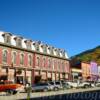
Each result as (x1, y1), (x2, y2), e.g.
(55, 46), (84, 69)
(0, 80), (24, 95)
(61, 81), (72, 89)
(31, 82), (52, 92)
(95, 81), (100, 87)
(65, 80), (91, 88)
(48, 81), (63, 91)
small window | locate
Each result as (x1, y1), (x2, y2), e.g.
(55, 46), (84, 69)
(3, 50), (8, 63)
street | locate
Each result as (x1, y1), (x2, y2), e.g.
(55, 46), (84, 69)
(0, 87), (100, 100)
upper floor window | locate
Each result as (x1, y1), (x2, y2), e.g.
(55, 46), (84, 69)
(28, 55), (32, 66)
(36, 57), (40, 66)
(14, 37), (22, 48)
(57, 49), (60, 56)
(25, 40), (32, 50)
(33, 43), (40, 52)
(49, 47), (54, 55)
(43, 57), (46, 67)
(3, 50), (8, 63)
(2, 33), (11, 44)
(17, 38), (22, 47)
(20, 54), (24, 65)
(62, 62), (65, 71)
(62, 51), (65, 57)
(58, 61), (60, 70)
(48, 59), (51, 68)
(12, 52), (16, 64)
(43, 45), (47, 53)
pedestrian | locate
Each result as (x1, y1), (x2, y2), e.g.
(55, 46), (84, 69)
(26, 83), (32, 100)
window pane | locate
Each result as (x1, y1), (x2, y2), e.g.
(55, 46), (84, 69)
(3, 50), (7, 63)
(20, 54), (24, 65)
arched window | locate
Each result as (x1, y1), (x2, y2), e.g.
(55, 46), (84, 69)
(48, 59), (51, 68)
(20, 54), (24, 65)
(37, 57), (40, 66)
(12, 52), (16, 64)
(28, 55), (32, 66)
(3, 50), (8, 63)
(43, 58), (46, 67)
(58, 61), (60, 70)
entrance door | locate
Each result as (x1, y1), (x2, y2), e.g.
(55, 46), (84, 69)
(16, 76), (24, 84)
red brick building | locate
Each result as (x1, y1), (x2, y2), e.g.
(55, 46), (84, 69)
(0, 31), (70, 85)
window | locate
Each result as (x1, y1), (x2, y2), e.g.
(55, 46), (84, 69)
(20, 54), (24, 65)
(62, 62), (65, 71)
(12, 52), (16, 64)
(43, 45), (47, 53)
(52, 60), (54, 70)
(43, 58), (46, 67)
(18, 39), (22, 47)
(57, 50), (60, 56)
(58, 61), (60, 70)
(5, 35), (11, 44)
(37, 57), (40, 66)
(62, 51), (65, 57)
(3, 34), (11, 44)
(50, 47), (54, 55)
(48, 59), (51, 68)
(28, 55), (32, 66)
(26, 41), (31, 50)
(3, 50), (8, 63)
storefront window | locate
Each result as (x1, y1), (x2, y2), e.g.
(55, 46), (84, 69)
(3, 50), (8, 63)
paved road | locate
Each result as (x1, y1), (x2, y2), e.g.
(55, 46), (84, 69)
(0, 87), (100, 100)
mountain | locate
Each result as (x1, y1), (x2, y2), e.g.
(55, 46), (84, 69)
(71, 46), (100, 65)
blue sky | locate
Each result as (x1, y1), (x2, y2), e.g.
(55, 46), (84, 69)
(0, 0), (100, 57)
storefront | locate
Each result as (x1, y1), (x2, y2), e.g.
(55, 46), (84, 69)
(26, 70), (32, 84)
(72, 68), (82, 80)
(41, 71), (47, 81)
(56, 73), (60, 80)
(0, 68), (7, 81)
(16, 69), (25, 84)
(47, 72), (52, 81)
(52, 72), (55, 81)
(8, 69), (15, 82)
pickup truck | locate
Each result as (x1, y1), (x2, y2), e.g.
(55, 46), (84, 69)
(65, 81), (91, 88)
(0, 80), (24, 95)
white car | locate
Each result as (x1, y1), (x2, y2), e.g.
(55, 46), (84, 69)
(65, 81), (91, 88)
